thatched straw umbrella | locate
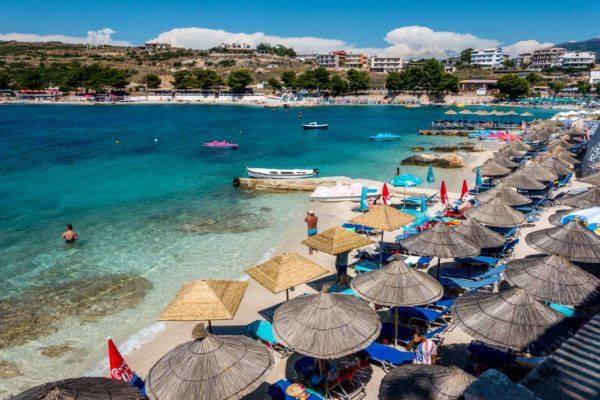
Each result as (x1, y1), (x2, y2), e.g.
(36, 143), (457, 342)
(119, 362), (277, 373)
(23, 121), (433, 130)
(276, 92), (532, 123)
(548, 208), (580, 226)
(459, 109), (473, 115)
(301, 226), (374, 255)
(465, 197), (526, 228)
(525, 220), (600, 263)
(401, 222), (479, 278)
(477, 160), (511, 177)
(520, 112), (534, 117)
(501, 170), (545, 190)
(508, 140), (532, 152)
(272, 290), (380, 359)
(444, 109), (458, 116)
(505, 254), (600, 306)
(475, 183), (530, 206)
(379, 364), (476, 400)
(522, 162), (557, 182)
(497, 147), (526, 159)
(350, 255), (443, 345)
(538, 157), (573, 176)
(11, 377), (144, 400)
(158, 280), (248, 332)
(580, 171), (600, 186)
(523, 130), (547, 142)
(492, 156), (519, 169)
(561, 186), (600, 209)
(452, 287), (567, 351)
(452, 218), (505, 248)
(350, 204), (416, 232)
(552, 138), (574, 149)
(546, 148), (581, 165)
(246, 253), (328, 300)
(146, 323), (274, 400)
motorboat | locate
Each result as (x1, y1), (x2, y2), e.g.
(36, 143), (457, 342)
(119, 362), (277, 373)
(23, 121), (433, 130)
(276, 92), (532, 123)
(246, 167), (319, 179)
(370, 132), (401, 141)
(302, 122), (328, 130)
(202, 140), (239, 149)
(310, 183), (380, 202)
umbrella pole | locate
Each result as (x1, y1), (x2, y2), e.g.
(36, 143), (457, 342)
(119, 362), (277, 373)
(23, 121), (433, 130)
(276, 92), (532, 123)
(208, 320), (213, 334)
(380, 231), (384, 266)
(436, 258), (441, 279)
(286, 288), (290, 301)
(394, 311), (399, 348)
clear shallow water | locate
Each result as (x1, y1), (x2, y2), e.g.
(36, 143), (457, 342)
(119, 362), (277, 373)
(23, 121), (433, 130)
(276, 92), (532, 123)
(0, 104), (555, 395)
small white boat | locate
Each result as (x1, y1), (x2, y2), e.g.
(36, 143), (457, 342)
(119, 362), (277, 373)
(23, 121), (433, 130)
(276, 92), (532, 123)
(302, 122), (328, 130)
(246, 167), (319, 179)
(310, 183), (380, 202)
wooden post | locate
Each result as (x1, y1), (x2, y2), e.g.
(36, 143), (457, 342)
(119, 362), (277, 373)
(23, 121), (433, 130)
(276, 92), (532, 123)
(208, 320), (213, 334)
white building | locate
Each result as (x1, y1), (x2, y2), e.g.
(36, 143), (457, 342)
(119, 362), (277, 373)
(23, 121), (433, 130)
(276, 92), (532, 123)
(295, 53), (317, 63)
(470, 48), (504, 68)
(370, 57), (403, 73)
(559, 51), (596, 69)
(590, 66), (600, 85)
(315, 53), (340, 69)
(529, 47), (566, 70)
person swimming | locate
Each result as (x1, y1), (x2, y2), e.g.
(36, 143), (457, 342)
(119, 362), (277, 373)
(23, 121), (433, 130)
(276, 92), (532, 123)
(61, 224), (78, 244)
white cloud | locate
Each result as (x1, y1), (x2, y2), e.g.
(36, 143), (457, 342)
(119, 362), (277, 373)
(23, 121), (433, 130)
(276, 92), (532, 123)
(150, 27), (347, 54)
(0, 29), (131, 46)
(502, 40), (553, 57)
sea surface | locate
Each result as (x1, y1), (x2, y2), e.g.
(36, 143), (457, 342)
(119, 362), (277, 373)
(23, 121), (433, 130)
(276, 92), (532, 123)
(0, 104), (555, 395)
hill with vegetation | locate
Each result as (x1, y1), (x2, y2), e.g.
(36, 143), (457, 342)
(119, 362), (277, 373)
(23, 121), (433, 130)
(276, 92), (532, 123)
(556, 38), (600, 60)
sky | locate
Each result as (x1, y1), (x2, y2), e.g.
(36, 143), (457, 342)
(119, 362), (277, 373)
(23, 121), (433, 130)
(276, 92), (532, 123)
(1, 0), (599, 58)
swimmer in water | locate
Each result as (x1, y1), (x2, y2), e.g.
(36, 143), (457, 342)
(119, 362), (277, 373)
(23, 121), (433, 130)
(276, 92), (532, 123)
(61, 224), (78, 244)
(115, 139), (121, 145)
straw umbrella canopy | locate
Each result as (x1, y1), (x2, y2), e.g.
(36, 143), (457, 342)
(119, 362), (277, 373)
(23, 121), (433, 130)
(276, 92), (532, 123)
(452, 287), (568, 351)
(401, 222), (479, 278)
(508, 140), (532, 151)
(475, 183), (530, 206)
(525, 220), (600, 263)
(349, 204), (416, 232)
(301, 226), (374, 255)
(581, 171), (600, 185)
(158, 279), (248, 332)
(556, 151), (580, 165)
(552, 138), (574, 149)
(548, 208), (582, 226)
(497, 147), (526, 159)
(444, 109), (458, 115)
(501, 169), (545, 190)
(458, 109), (472, 115)
(11, 377), (144, 400)
(452, 218), (505, 248)
(477, 110), (491, 116)
(561, 186), (600, 209)
(272, 290), (381, 359)
(520, 111), (534, 117)
(351, 255), (443, 346)
(477, 159), (511, 177)
(492, 156), (519, 169)
(521, 162), (557, 182)
(379, 365), (476, 400)
(506, 110), (519, 116)
(246, 253), (328, 300)
(505, 254), (600, 307)
(146, 324), (274, 400)
(538, 158), (573, 177)
(465, 197), (526, 228)
(523, 130), (547, 142)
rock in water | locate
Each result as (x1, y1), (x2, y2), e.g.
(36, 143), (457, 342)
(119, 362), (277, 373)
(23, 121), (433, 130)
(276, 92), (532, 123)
(412, 146), (425, 152)
(39, 343), (77, 358)
(401, 153), (465, 168)
(430, 143), (485, 152)
(0, 361), (21, 379)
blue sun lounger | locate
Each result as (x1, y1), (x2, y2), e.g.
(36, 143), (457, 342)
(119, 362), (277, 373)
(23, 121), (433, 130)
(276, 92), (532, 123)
(328, 283), (358, 297)
(361, 342), (414, 371)
(246, 320), (292, 357)
(354, 261), (380, 274)
(439, 274), (502, 289)
(439, 264), (505, 280)
(456, 240), (518, 266)
(380, 323), (448, 345)
(268, 379), (325, 400)
(430, 296), (455, 310)
(391, 306), (448, 324)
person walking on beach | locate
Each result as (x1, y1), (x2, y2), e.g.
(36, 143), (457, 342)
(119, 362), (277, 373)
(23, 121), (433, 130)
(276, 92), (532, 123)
(61, 224), (78, 244)
(305, 210), (318, 255)
(406, 327), (437, 365)
(335, 251), (349, 288)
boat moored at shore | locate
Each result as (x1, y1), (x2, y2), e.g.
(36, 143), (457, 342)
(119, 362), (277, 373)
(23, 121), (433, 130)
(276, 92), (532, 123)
(302, 122), (328, 130)
(246, 167), (320, 179)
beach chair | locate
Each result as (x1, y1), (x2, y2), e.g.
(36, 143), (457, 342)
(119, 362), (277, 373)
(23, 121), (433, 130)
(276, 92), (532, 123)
(391, 306), (449, 326)
(360, 342), (414, 371)
(353, 261), (380, 274)
(439, 264), (505, 280)
(429, 296), (455, 310)
(555, 172), (573, 188)
(438, 274), (502, 290)
(329, 283), (359, 297)
(468, 340), (516, 368)
(379, 323), (448, 346)
(457, 239), (519, 266)
(268, 379), (326, 400)
(245, 320), (293, 357)
(341, 223), (381, 237)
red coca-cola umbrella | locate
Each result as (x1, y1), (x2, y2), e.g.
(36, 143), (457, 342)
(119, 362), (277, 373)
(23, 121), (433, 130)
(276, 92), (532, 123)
(382, 183), (390, 205)
(440, 180), (449, 205)
(460, 179), (469, 200)
(108, 338), (145, 394)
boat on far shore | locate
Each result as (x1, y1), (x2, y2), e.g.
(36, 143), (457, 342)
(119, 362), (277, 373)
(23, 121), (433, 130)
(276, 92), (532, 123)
(370, 132), (402, 141)
(246, 167), (320, 179)
(302, 122), (328, 130)
(202, 140), (239, 149)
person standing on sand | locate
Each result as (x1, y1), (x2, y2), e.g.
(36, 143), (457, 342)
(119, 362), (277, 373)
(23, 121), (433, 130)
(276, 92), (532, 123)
(335, 251), (349, 288)
(305, 210), (318, 255)
(61, 224), (78, 244)
(406, 327), (437, 365)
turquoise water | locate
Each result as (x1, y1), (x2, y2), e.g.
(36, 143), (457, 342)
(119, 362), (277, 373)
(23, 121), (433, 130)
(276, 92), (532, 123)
(0, 104), (556, 395)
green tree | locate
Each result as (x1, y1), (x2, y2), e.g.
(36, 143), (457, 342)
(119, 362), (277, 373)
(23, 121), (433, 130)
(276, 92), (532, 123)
(595, 82), (600, 96)
(497, 74), (529, 100)
(172, 70), (195, 89)
(267, 77), (283, 91)
(143, 73), (161, 89)
(330, 75), (349, 96)
(576, 80), (591, 94)
(549, 81), (565, 95)
(281, 71), (296, 89)
(196, 69), (222, 89)
(0, 69), (11, 89)
(346, 69), (370, 92)
(312, 67), (330, 91)
(227, 69), (253, 91)
(441, 73), (459, 93)
(19, 68), (45, 89)
(503, 59), (516, 68)
(526, 72), (540, 85)
(385, 72), (403, 91)
(460, 48), (473, 63)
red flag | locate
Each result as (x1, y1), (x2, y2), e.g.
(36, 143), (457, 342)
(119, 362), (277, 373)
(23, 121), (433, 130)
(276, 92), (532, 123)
(382, 183), (390, 205)
(108, 338), (135, 383)
(460, 179), (469, 200)
(440, 180), (449, 205)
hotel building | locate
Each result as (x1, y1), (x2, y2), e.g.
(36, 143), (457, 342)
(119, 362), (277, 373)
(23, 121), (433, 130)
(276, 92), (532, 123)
(370, 57), (403, 73)
(470, 48), (504, 69)
(528, 47), (566, 70)
(559, 51), (596, 69)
